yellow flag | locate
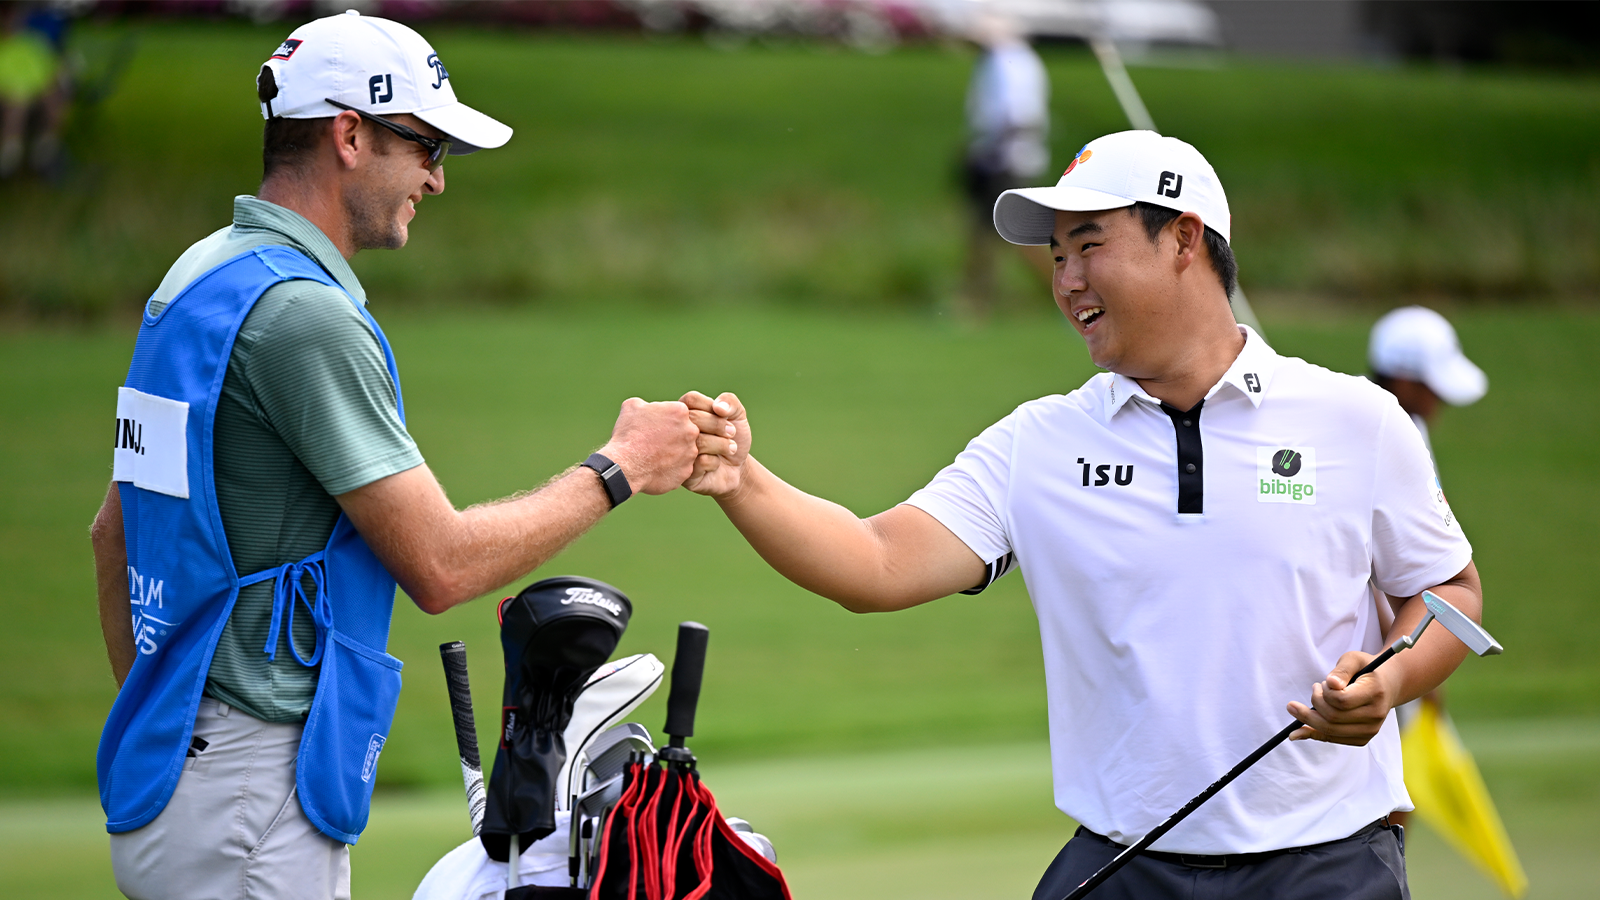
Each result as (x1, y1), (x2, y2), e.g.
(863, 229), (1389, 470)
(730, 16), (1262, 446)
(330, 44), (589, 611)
(1401, 702), (1527, 898)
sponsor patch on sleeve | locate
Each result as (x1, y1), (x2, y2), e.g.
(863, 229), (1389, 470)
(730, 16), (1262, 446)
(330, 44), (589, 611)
(1433, 475), (1456, 528)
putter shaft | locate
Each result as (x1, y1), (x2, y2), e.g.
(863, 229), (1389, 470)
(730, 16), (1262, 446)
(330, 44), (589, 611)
(1060, 647), (1399, 900)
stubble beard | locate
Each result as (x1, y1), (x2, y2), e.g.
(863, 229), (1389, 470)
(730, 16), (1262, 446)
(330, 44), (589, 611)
(344, 180), (406, 252)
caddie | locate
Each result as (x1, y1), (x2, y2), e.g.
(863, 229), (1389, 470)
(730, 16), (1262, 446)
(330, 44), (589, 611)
(90, 12), (718, 899)
(681, 130), (1483, 898)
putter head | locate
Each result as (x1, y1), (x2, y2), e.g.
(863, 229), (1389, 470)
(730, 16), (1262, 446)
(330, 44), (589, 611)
(1422, 591), (1502, 656)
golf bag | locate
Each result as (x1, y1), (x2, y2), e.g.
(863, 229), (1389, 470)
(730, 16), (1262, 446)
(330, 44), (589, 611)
(482, 577), (632, 862)
(591, 760), (789, 900)
(589, 622), (791, 900)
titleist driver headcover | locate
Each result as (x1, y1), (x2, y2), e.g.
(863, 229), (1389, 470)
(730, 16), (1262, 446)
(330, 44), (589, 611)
(481, 576), (632, 862)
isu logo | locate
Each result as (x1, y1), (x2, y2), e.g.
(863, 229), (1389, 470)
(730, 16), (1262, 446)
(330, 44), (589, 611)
(1077, 458), (1133, 487)
(561, 587), (623, 616)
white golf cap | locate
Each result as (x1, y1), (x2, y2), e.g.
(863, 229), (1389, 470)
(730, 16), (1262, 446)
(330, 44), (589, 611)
(1369, 306), (1488, 406)
(256, 9), (511, 154)
(994, 130), (1230, 245)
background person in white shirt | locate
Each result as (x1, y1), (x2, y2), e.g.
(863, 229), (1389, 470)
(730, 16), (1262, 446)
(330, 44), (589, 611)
(683, 130), (1483, 898)
(959, 13), (1052, 317)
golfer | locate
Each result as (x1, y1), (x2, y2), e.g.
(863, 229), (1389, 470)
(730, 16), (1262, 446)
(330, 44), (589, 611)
(684, 130), (1482, 898)
(91, 12), (721, 899)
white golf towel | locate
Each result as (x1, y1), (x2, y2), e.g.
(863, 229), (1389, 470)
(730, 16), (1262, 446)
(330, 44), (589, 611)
(412, 812), (572, 900)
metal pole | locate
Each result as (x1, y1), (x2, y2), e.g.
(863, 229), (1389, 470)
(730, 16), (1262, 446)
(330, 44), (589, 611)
(1086, 35), (1266, 339)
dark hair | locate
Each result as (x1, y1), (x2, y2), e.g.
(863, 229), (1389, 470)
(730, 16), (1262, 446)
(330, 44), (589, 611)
(261, 115), (333, 180)
(257, 64), (326, 181)
(1129, 202), (1238, 299)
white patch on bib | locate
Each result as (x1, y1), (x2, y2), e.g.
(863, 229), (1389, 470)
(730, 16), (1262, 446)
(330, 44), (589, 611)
(113, 387), (190, 499)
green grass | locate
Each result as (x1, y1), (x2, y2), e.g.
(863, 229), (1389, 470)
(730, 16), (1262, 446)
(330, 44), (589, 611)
(2, 23), (1598, 315)
(2, 302), (1596, 798)
(3, 20), (1597, 895)
(6, 717), (1598, 898)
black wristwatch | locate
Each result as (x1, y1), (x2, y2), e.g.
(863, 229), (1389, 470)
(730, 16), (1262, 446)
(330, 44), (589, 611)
(581, 452), (632, 509)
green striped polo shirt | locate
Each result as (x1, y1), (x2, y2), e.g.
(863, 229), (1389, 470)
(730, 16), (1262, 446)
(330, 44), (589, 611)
(145, 196), (423, 723)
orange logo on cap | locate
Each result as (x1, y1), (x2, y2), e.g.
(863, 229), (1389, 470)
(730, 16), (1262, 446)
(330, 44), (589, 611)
(1062, 147), (1093, 177)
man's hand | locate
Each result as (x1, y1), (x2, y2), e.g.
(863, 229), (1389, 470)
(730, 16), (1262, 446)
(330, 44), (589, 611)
(1287, 651), (1402, 746)
(680, 391), (749, 499)
(597, 397), (705, 495)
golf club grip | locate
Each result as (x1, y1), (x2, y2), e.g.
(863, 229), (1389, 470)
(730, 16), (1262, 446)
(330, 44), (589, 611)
(1061, 646), (1400, 899)
(664, 621), (710, 740)
(439, 641), (486, 835)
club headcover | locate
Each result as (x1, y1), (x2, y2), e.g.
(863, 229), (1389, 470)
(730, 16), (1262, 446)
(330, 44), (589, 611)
(481, 576), (632, 862)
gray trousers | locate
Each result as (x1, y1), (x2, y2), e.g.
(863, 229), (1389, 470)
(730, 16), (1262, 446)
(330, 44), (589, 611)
(1033, 819), (1409, 900)
(110, 698), (351, 900)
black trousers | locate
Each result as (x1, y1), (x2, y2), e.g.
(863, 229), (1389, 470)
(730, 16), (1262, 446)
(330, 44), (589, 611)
(1032, 820), (1410, 900)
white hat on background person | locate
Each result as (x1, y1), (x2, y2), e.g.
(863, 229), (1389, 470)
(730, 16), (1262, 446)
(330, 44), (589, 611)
(1369, 306), (1488, 406)
(255, 9), (512, 154)
(993, 129), (1230, 245)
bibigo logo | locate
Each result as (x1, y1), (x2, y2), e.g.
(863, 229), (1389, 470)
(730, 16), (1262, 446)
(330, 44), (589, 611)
(1257, 446), (1317, 505)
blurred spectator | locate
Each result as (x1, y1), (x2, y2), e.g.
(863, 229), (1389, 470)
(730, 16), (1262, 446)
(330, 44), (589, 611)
(0, 3), (70, 179)
(1368, 304), (1488, 830)
(959, 13), (1051, 318)
(1370, 305), (1488, 463)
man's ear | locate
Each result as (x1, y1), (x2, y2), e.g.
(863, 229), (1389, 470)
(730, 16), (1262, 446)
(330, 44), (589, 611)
(1169, 211), (1206, 273)
(330, 110), (364, 170)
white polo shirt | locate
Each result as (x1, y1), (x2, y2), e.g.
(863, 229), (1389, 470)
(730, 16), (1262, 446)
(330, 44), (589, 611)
(904, 326), (1471, 854)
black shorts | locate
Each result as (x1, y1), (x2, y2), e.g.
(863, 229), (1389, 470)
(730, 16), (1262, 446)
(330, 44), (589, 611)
(1032, 819), (1409, 900)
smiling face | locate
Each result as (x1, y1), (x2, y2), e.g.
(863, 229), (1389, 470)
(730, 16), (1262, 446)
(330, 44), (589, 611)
(344, 114), (447, 251)
(1050, 207), (1188, 377)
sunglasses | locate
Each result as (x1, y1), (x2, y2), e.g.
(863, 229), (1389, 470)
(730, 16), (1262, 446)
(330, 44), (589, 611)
(326, 99), (452, 171)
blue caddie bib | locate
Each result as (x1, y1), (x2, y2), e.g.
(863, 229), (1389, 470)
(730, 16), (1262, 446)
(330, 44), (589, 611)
(99, 246), (406, 844)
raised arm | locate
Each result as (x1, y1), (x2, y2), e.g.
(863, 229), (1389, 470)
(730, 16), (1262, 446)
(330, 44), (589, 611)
(682, 392), (985, 612)
(338, 397), (712, 614)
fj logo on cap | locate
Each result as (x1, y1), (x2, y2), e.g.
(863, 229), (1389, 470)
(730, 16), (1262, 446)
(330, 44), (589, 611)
(1257, 446), (1317, 504)
(1158, 171), (1183, 198)
(369, 73), (394, 104)
(271, 39), (302, 60)
(427, 53), (449, 89)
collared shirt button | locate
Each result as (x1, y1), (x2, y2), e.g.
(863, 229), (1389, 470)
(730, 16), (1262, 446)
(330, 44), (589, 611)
(1185, 463), (1197, 474)
(1183, 419), (1192, 427)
